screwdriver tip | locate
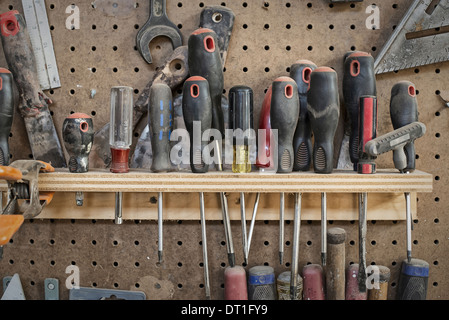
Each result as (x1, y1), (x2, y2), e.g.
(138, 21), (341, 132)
(321, 253), (326, 267)
(407, 251), (412, 263)
(279, 252), (284, 265)
(228, 253), (235, 268)
(158, 251), (163, 263)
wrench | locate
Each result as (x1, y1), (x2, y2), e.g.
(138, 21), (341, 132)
(136, 0), (183, 64)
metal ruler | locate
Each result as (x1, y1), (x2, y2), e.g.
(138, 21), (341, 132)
(21, 0), (60, 90)
(374, 0), (449, 74)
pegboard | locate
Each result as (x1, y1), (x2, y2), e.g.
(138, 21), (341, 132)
(0, 0), (446, 301)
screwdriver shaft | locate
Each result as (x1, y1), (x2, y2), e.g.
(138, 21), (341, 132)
(240, 192), (249, 264)
(405, 192), (412, 263)
(199, 192), (211, 300)
(279, 192), (285, 265)
(115, 192), (123, 225)
(220, 192), (235, 267)
(290, 192), (302, 300)
(247, 192), (260, 254)
(321, 192), (327, 266)
(358, 192), (367, 292)
(158, 192), (163, 263)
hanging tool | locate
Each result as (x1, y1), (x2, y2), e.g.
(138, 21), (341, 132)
(188, 28), (235, 267)
(356, 95), (378, 292)
(290, 60), (316, 172)
(307, 67), (340, 268)
(247, 266), (276, 300)
(109, 86), (134, 225)
(62, 113), (94, 173)
(0, 11), (66, 168)
(343, 52), (377, 171)
(229, 86), (254, 264)
(367, 265), (390, 300)
(182, 76), (212, 299)
(224, 265), (247, 300)
(136, 0), (183, 64)
(302, 264), (325, 300)
(269, 77), (299, 268)
(326, 227), (346, 300)
(290, 192), (302, 300)
(148, 83), (173, 262)
(345, 264), (367, 300)
(256, 85), (273, 170)
(1, 274), (25, 300)
(199, 6), (235, 67)
(246, 192), (260, 257)
(277, 271), (303, 300)
(374, 0), (449, 74)
(21, 0), (60, 90)
(397, 258), (429, 300)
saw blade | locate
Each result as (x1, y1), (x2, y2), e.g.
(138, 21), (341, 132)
(374, 0), (449, 74)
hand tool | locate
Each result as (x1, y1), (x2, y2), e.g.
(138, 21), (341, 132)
(89, 46), (188, 169)
(21, 0), (60, 90)
(136, 0), (183, 64)
(62, 113), (94, 173)
(0, 11), (66, 168)
(374, 0), (449, 74)
(69, 287), (146, 300)
(247, 266), (276, 300)
(199, 6), (235, 67)
(397, 258), (429, 300)
(0, 68), (14, 167)
(188, 28), (236, 267)
(44, 278), (59, 300)
(270, 77), (300, 267)
(290, 192), (302, 300)
(308, 67), (340, 268)
(367, 265), (390, 300)
(302, 264), (325, 300)
(356, 95), (378, 292)
(290, 60), (316, 172)
(277, 271), (303, 300)
(345, 264), (367, 300)
(247, 192), (260, 256)
(343, 52), (377, 170)
(1, 274), (25, 300)
(182, 76), (212, 299)
(109, 86), (134, 225)
(148, 83), (173, 262)
(224, 265), (247, 300)
(256, 85), (273, 170)
(326, 227), (346, 300)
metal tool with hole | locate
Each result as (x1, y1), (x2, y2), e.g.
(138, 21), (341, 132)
(136, 0), (183, 64)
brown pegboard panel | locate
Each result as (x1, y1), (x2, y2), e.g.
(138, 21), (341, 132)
(0, 0), (447, 300)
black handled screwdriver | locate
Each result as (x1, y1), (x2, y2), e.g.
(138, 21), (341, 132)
(148, 83), (173, 263)
(269, 76), (300, 298)
(290, 60), (316, 172)
(343, 52), (377, 170)
(308, 67), (340, 267)
(390, 81), (419, 263)
(182, 76), (212, 299)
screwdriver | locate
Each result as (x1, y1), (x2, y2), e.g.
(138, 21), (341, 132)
(148, 83), (173, 263)
(269, 76), (300, 299)
(188, 28), (235, 267)
(343, 51), (377, 170)
(307, 67), (340, 268)
(229, 85), (254, 263)
(356, 95), (378, 292)
(390, 81), (419, 263)
(182, 76), (212, 299)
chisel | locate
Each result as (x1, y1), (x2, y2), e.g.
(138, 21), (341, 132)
(148, 83), (173, 262)
(0, 11), (66, 167)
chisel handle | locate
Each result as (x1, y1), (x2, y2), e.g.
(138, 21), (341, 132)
(343, 52), (377, 169)
(390, 81), (419, 172)
(182, 76), (212, 173)
(308, 67), (340, 174)
(149, 83), (173, 172)
(0, 68), (14, 166)
(290, 60), (316, 171)
(270, 77), (299, 173)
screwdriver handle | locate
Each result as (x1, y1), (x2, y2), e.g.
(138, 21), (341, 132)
(149, 83), (173, 172)
(343, 52), (377, 169)
(188, 28), (224, 137)
(0, 68), (14, 166)
(256, 85), (273, 169)
(390, 81), (419, 172)
(182, 76), (212, 173)
(290, 60), (316, 171)
(357, 96), (378, 174)
(308, 67), (340, 174)
(270, 77), (299, 173)
(397, 258), (429, 300)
